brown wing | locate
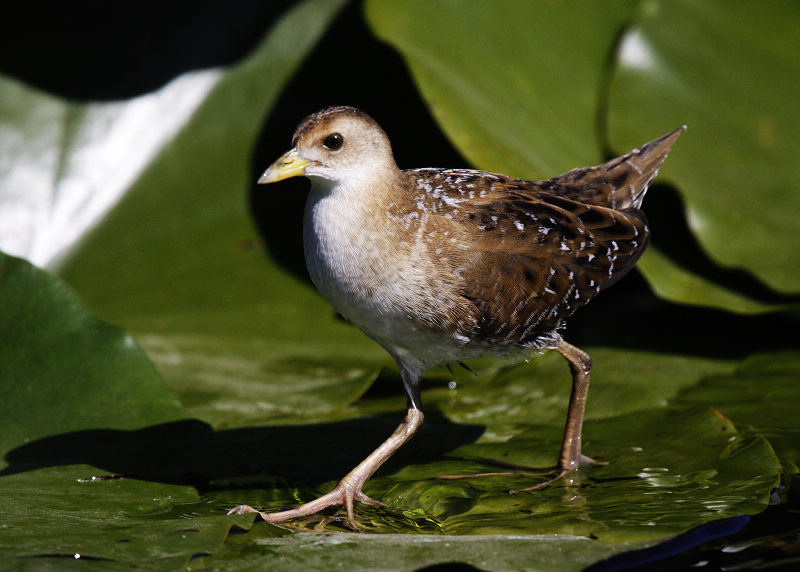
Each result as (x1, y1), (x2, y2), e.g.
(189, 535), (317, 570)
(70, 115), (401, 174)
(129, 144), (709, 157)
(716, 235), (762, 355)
(454, 190), (648, 345)
(403, 128), (683, 346)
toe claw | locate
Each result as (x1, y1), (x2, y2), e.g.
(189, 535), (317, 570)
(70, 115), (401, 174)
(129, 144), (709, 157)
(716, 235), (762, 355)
(227, 504), (258, 516)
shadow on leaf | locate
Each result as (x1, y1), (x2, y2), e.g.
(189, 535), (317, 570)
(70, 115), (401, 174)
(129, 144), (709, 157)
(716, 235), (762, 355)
(0, 410), (484, 495)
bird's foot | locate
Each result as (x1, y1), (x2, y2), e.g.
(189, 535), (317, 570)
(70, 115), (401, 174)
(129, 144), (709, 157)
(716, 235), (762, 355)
(228, 477), (385, 532)
(508, 454), (606, 492)
(229, 408), (424, 532)
(436, 454), (604, 491)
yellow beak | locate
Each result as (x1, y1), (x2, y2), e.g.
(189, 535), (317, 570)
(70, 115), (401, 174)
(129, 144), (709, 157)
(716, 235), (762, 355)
(258, 149), (311, 184)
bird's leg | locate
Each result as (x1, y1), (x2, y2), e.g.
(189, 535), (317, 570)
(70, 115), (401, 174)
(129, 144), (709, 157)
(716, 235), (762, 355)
(229, 363), (424, 531)
(439, 340), (600, 491)
(510, 339), (597, 492)
(555, 339), (594, 471)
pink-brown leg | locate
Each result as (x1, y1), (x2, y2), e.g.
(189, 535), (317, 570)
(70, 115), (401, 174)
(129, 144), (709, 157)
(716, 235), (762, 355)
(511, 339), (595, 492)
(438, 339), (598, 491)
(229, 407), (424, 531)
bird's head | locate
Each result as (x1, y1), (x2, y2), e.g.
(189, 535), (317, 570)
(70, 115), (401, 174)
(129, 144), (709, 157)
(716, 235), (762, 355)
(259, 106), (398, 195)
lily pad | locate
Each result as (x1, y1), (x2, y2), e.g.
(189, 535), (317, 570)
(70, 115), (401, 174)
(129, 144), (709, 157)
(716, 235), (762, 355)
(0, 252), (185, 451)
(637, 248), (785, 315)
(607, 0), (800, 294)
(0, 251), (238, 569)
(200, 530), (646, 572)
(51, 0), (376, 429)
(365, 0), (637, 179)
(0, 466), (237, 571)
(0, 251), (786, 569)
(377, 410), (776, 540)
(0, 0), (351, 568)
(675, 351), (800, 474)
(204, 348), (779, 543)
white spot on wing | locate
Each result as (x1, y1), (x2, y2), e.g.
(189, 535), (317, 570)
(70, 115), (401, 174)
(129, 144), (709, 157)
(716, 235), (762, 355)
(454, 333), (469, 344)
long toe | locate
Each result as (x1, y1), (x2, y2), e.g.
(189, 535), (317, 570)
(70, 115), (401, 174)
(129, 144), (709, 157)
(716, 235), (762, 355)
(354, 490), (386, 508)
(228, 481), (377, 531)
(509, 469), (571, 493)
(578, 454), (607, 466)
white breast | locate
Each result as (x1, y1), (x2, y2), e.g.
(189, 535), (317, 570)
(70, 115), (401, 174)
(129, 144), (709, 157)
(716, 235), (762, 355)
(302, 186), (458, 368)
(304, 186), (416, 315)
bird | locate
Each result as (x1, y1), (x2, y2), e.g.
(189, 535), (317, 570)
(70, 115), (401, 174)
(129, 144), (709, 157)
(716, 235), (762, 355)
(229, 106), (684, 531)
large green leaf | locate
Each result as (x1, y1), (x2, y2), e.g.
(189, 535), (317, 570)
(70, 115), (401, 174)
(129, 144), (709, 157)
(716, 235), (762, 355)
(676, 351), (800, 474)
(0, 251), (184, 452)
(55, 0), (376, 430)
(201, 529), (646, 572)
(0, 467), (235, 571)
(0, 0), (349, 568)
(0, 252), (184, 451)
(638, 248), (785, 314)
(0, 45), (220, 269)
(366, 0), (637, 180)
(366, 0), (795, 311)
(0, 249), (787, 568)
(608, 0), (800, 294)
(0, 251), (237, 569)
(201, 350), (780, 541)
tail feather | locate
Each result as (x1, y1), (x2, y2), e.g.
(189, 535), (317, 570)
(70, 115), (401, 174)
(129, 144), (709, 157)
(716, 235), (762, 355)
(548, 126), (686, 211)
(601, 126), (686, 210)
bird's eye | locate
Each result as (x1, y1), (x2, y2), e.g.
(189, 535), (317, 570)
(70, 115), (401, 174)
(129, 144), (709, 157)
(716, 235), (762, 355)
(323, 133), (344, 150)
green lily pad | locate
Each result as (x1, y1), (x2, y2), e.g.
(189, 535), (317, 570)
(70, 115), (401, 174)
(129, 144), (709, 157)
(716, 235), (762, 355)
(0, 0), (350, 568)
(203, 349), (780, 543)
(607, 0), (800, 294)
(0, 251), (239, 568)
(0, 252), (185, 451)
(377, 409), (775, 540)
(1, 250), (785, 570)
(676, 350), (800, 474)
(366, 0), (791, 312)
(199, 529), (646, 572)
(366, 0), (637, 179)
(0, 466), (238, 571)
(52, 0), (376, 429)
(637, 248), (786, 314)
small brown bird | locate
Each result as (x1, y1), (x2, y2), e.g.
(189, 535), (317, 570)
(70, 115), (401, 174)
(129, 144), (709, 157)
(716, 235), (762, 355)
(230, 106), (684, 530)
